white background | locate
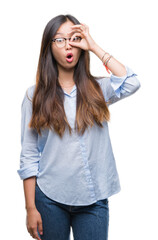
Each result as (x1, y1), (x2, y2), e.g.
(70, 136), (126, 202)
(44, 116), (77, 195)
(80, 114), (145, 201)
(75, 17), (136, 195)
(0, 0), (158, 239)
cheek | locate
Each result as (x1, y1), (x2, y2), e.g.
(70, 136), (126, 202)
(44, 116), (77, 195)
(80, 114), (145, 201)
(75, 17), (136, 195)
(51, 45), (60, 57)
(52, 49), (64, 63)
(52, 47), (59, 59)
(75, 49), (82, 60)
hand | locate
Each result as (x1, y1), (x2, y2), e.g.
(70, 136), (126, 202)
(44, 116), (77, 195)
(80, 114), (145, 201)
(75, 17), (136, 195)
(26, 208), (43, 240)
(68, 23), (97, 51)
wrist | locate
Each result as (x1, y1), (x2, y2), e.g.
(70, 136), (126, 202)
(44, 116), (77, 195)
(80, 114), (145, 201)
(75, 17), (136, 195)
(25, 205), (36, 212)
(89, 42), (98, 52)
(90, 43), (107, 61)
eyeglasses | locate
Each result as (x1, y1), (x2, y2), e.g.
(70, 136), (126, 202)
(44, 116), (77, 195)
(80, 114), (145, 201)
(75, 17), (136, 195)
(52, 36), (82, 48)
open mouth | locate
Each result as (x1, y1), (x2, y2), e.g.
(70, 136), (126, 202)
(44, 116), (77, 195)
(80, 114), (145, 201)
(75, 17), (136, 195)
(66, 53), (73, 62)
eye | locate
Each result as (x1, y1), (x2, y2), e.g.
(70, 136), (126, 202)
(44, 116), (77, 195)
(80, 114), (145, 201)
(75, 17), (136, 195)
(72, 37), (81, 41)
(56, 38), (64, 43)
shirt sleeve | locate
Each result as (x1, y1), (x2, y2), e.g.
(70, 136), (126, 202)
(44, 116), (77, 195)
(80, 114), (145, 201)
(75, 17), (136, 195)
(101, 65), (141, 106)
(17, 88), (40, 180)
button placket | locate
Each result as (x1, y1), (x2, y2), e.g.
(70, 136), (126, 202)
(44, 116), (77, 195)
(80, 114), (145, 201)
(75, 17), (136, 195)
(79, 134), (96, 200)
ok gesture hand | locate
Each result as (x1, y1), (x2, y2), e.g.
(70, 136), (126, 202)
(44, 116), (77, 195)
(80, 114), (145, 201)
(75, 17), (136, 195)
(68, 23), (96, 51)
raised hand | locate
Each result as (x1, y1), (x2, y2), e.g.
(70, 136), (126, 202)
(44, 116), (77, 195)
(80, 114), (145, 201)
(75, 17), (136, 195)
(68, 23), (97, 51)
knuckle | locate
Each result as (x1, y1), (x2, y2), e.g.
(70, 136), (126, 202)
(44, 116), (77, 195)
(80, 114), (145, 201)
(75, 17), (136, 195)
(30, 226), (36, 230)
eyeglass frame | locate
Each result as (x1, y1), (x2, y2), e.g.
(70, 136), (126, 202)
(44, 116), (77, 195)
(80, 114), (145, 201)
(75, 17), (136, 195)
(51, 36), (82, 48)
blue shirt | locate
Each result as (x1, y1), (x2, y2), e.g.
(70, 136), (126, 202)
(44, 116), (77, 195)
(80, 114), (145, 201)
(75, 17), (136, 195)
(17, 65), (141, 206)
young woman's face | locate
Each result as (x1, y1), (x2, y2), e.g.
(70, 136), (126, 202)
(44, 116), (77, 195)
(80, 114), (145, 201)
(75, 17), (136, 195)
(51, 20), (82, 70)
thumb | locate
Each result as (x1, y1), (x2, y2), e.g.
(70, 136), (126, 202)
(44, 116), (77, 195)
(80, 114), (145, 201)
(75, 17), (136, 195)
(69, 41), (80, 47)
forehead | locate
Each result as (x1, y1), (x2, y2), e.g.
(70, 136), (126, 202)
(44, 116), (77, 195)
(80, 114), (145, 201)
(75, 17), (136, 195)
(55, 32), (73, 37)
(55, 21), (75, 37)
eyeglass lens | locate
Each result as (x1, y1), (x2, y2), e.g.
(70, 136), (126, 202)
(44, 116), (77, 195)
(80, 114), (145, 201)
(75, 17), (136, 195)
(55, 37), (81, 48)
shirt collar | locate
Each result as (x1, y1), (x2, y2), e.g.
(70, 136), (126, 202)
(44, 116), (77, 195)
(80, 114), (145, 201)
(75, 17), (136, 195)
(63, 84), (77, 97)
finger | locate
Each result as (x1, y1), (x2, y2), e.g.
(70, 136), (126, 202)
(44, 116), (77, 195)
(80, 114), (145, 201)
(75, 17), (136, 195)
(38, 221), (43, 236)
(67, 30), (82, 39)
(69, 35), (82, 46)
(32, 229), (42, 240)
(71, 23), (87, 30)
(81, 23), (86, 27)
(71, 24), (82, 28)
(69, 41), (81, 48)
(81, 23), (88, 28)
(70, 25), (87, 35)
(68, 29), (82, 34)
(70, 24), (83, 30)
(70, 32), (82, 41)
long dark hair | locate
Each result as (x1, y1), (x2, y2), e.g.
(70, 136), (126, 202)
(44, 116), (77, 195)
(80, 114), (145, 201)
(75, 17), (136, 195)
(28, 14), (110, 138)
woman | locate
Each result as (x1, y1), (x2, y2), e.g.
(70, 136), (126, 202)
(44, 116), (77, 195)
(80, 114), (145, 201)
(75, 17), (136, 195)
(17, 14), (141, 240)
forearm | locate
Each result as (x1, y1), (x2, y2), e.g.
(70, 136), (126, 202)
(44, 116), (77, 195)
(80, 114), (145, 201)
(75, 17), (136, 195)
(23, 176), (37, 211)
(90, 43), (127, 77)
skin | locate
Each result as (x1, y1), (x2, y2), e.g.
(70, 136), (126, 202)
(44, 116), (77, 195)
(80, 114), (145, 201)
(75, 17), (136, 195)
(51, 20), (96, 91)
(25, 20), (127, 240)
(51, 20), (82, 89)
(51, 20), (126, 93)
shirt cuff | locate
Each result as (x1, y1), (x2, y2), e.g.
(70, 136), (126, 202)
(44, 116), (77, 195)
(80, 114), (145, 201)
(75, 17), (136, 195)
(17, 165), (39, 180)
(110, 65), (138, 98)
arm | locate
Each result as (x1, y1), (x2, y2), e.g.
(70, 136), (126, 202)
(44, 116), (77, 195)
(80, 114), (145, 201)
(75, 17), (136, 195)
(68, 24), (140, 106)
(24, 176), (43, 239)
(17, 87), (40, 180)
(69, 23), (129, 77)
(91, 44), (141, 106)
(23, 176), (36, 211)
(90, 43), (127, 77)
(17, 88), (43, 239)
(17, 88), (40, 208)
(97, 65), (141, 106)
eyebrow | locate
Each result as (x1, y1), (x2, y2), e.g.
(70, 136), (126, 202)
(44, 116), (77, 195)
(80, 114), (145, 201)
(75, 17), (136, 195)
(56, 33), (64, 35)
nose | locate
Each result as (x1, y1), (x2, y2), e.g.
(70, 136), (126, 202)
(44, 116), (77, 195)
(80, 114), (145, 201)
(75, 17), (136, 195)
(65, 38), (72, 49)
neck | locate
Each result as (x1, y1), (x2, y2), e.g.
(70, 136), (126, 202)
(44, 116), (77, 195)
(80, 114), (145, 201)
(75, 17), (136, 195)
(57, 64), (75, 87)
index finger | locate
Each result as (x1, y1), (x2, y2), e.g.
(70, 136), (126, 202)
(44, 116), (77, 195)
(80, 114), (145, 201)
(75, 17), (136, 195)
(71, 24), (82, 28)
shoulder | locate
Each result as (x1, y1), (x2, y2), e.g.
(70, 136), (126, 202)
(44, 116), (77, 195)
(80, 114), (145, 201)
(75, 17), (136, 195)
(26, 84), (36, 102)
